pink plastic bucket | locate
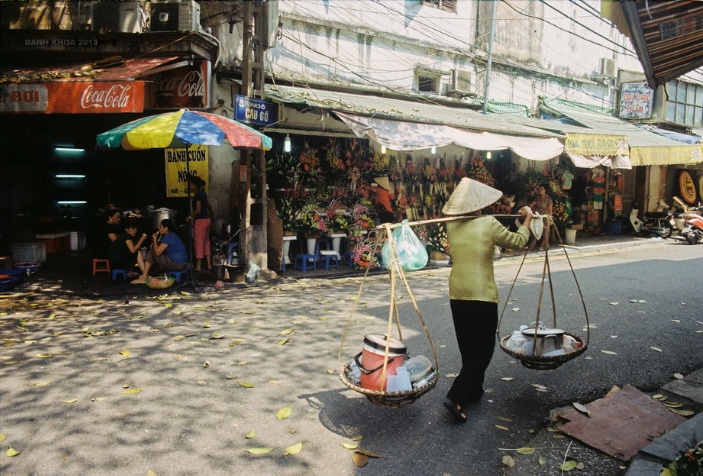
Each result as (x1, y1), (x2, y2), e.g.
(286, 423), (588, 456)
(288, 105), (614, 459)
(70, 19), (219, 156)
(358, 335), (407, 391)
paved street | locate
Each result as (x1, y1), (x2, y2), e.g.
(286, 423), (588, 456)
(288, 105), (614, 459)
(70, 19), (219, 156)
(1, 240), (702, 475)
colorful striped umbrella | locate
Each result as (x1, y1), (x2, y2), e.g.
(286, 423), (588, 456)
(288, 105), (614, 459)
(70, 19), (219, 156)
(96, 108), (272, 151)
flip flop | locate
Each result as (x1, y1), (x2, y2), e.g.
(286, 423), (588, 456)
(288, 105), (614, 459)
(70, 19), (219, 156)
(443, 398), (467, 423)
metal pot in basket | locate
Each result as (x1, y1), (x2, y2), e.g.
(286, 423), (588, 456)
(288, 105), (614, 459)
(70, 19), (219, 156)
(149, 208), (178, 230)
(522, 324), (565, 357)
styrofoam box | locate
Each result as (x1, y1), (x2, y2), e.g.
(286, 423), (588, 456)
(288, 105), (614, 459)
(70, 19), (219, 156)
(70, 231), (87, 251)
(11, 242), (47, 263)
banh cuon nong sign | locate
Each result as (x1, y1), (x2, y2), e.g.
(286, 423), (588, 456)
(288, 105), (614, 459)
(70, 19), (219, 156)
(564, 133), (629, 157)
(164, 145), (209, 198)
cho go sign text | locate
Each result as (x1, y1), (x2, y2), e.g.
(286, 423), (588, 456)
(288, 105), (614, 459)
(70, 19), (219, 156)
(164, 145), (209, 198)
(234, 95), (277, 126)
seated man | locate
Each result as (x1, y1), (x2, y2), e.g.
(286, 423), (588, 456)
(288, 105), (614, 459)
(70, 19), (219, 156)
(132, 219), (187, 284)
(109, 220), (148, 278)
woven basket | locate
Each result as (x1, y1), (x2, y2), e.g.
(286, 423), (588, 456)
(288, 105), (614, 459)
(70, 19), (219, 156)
(339, 362), (438, 408)
(145, 276), (175, 290)
(499, 333), (587, 370)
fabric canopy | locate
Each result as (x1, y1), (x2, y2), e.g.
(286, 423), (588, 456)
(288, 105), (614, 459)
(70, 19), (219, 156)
(334, 112), (564, 162)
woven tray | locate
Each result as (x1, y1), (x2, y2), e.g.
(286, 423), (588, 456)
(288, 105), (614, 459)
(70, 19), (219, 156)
(339, 362), (438, 408)
(499, 333), (587, 370)
(145, 276), (175, 290)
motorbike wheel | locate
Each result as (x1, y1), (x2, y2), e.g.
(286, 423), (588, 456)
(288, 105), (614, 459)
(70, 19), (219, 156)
(660, 224), (673, 239)
(686, 233), (699, 245)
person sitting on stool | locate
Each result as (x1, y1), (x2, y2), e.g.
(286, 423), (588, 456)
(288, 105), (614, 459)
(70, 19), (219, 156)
(132, 219), (187, 284)
(109, 220), (147, 279)
(362, 176), (396, 224)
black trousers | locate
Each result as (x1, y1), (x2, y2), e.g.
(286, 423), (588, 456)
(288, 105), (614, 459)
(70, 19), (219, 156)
(446, 300), (498, 407)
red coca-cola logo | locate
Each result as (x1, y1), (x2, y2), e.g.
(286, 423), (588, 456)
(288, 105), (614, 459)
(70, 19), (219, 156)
(154, 68), (204, 108)
(80, 84), (133, 109)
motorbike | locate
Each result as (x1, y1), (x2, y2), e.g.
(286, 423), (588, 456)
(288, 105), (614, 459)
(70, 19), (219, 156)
(629, 200), (677, 238)
(673, 197), (703, 245)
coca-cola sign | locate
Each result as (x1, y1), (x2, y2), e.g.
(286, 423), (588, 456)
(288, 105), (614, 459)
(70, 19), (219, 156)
(154, 65), (205, 109)
(80, 84), (134, 110)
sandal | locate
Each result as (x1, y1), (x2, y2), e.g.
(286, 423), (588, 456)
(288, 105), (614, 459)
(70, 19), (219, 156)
(131, 277), (147, 284)
(443, 398), (467, 423)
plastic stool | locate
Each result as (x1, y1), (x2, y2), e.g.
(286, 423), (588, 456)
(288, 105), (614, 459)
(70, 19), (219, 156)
(112, 269), (127, 281)
(319, 250), (340, 270)
(92, 258), (110, 275)
(294, 253), (316, 271)
(168, 268), (189, 282)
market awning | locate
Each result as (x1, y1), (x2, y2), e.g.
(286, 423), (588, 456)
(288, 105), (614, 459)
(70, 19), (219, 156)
(0, 56), (180, 114)
(541, 98), (703, 166)
(334, 112), (564, 162)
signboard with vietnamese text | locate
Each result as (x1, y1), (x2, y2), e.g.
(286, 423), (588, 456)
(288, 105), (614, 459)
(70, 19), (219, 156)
(0, 81), (145, 114)
(164, 145), (209, 198)
(564, 133), (629, 156)
(234, 95), (277, 126)
(619, 82), (654, 119)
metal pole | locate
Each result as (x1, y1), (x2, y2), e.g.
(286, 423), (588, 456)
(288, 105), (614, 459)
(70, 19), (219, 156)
(482, 0), (497, 115)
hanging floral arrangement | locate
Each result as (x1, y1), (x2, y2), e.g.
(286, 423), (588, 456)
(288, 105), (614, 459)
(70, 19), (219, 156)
(466, 154), (495, 186)
(426, 223), (450, 254)
(351, 238), (380, 270)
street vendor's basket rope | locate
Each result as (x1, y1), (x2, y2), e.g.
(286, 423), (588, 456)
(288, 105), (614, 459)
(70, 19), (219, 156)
(497, 217), (590, 370)
(338, 224), (439, 408)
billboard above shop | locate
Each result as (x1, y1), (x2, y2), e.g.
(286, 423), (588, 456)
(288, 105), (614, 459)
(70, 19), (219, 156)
(619, 82), (654, 119)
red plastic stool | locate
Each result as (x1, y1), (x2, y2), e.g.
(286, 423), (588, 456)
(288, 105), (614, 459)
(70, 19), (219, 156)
(92, 258), (110, 275)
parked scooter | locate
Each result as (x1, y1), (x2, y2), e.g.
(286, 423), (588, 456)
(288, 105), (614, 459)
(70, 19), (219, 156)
(673, 197), (703, 245)
(629, 200), (677, 238)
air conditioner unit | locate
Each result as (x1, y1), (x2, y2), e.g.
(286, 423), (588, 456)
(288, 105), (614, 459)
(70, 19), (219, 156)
(150, 1), (200, 32)
(91, 1), (149, 33)
(599, 57), (616, 77)
(447, 69), (475, 97)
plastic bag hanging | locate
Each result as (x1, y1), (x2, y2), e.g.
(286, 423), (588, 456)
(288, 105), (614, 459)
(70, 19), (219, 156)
(381, 220), (428, 271)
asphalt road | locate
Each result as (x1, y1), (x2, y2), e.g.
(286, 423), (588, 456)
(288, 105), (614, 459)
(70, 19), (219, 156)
(1, 240), (701, 475)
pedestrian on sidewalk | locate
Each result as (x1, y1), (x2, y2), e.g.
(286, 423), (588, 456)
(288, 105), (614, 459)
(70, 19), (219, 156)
(441, 178), (533, 422)
(187, 174), (212, 272)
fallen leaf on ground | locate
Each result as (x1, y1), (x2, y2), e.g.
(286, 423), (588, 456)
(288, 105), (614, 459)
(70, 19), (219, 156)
(343, 443), (358, 450)
(238, 382), (254, 388)
(62, 398), (77, 404)
(674, 373), (684, 379)
(122, 388), (142, 394)
(284, 442), (302, 455)
(276, 407), (292, 420)
(502, 455), (515, 467)
(601, 350), (617, 355)
(245, 431), (256, 439)
(119, 350), (131, 357)
(247, 447), (273, 455)
(278, 328), (295, 336)
(0, 434), (5, 442)
(6, 447), (19, 457)
(352, 453), (368, 467)
(573, 402), (592, 417)
(669, 408), (694, 417)
(501, 377), (514, 381)
(516, 447), (535, 455)
(560, 460), (578, 471)
(351, 435), (363, 441)
(495, 425), (509, 431)
(355, 448), (381, 457)
(445, 373), (458, 378)
(650, 347), (662, 352)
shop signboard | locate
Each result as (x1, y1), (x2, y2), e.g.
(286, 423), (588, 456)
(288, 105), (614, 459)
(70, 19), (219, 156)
(234, 95), (277, 126)
(0, 81), (145, 114)
(152, 61), (208, 109)
(619, 82), (653, 119)
(164, 145), (209, 198)
(564, 133), (629, 156)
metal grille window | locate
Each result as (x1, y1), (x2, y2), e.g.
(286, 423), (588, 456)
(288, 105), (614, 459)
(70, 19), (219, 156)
(418, 75), (438, 93)
(665, 80), (703, 127)
(422, 0), (457, 13)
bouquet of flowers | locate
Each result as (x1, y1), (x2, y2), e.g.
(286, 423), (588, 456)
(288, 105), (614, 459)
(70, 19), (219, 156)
(328, 210), (352, 233)
(277, 198), (298, 232)
(667, 440), (702, 476)
(295, 202), (329, 235)
(426, 223), (450, 254)
(351, 238), (380, 270)
(467, 155), (495, 186)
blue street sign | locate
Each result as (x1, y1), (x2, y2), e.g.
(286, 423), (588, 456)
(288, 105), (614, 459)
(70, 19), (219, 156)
(234, 95), (278, 127)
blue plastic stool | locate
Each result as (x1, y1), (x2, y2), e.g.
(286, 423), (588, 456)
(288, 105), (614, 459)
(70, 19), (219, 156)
(168, 268), (189, 282)
(294, 253), (316, 271)
(112, 269), (127, 281)
(319, 251), (340, 270)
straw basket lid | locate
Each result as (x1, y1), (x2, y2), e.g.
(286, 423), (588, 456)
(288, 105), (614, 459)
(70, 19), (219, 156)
(442, 177), (503, 216)
(373, 176), (391, 191)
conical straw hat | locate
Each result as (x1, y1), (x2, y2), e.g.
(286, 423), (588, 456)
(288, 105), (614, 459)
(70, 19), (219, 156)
(442, 177), (503, 215)
(373, 176), (391, 190)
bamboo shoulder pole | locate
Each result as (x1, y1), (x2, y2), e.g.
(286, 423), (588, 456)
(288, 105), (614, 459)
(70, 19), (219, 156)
(376, 214), (533, 230)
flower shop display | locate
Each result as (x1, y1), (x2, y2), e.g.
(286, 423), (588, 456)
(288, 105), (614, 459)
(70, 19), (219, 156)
(426, 223), (450, 260)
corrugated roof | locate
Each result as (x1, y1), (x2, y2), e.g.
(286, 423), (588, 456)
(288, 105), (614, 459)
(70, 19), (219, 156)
(264, 84), (563, 139)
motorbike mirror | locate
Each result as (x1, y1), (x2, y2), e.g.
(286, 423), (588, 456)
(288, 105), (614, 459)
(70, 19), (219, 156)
(673, 196), (688, 212)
